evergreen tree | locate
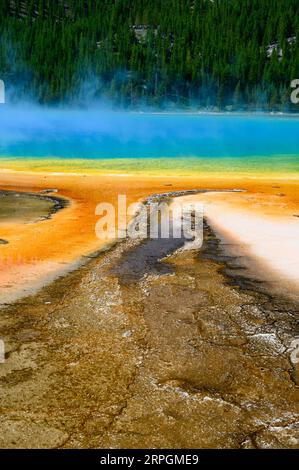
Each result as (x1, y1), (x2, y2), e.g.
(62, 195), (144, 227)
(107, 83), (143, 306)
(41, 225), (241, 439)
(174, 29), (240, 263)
(0, 0), (297, 110)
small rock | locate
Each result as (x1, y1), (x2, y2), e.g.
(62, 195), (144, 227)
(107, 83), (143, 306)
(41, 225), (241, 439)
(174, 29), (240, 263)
(122, 330), (132, 338)
(40, 189), (58, 194)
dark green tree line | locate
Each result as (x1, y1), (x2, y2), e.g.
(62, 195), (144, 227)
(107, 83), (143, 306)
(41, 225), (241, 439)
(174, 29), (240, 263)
(0, 0), (298, 110)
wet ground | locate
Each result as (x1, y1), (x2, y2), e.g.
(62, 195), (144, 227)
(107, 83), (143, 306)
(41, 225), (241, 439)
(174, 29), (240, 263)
(0, 190), (66, 225)
(0, 194), (298, 448)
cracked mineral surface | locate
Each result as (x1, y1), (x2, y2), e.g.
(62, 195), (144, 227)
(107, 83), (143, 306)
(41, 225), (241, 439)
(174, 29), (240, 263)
(0, 208), (298, 448)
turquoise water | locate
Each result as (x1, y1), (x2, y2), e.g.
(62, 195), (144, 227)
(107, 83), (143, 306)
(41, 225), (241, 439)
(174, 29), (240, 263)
(0, 108), (298, 173)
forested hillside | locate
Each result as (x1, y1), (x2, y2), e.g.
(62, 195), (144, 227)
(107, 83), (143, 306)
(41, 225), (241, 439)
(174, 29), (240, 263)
(0, 0), (298, 110)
